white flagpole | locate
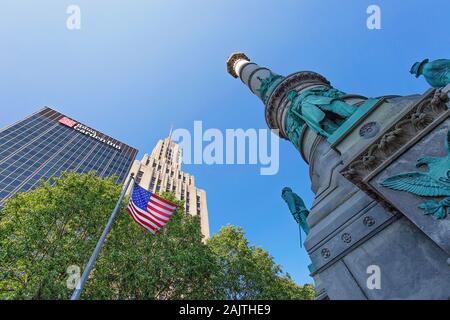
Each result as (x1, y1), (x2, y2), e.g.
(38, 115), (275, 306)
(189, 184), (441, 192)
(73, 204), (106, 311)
(70, 173), (135, 300)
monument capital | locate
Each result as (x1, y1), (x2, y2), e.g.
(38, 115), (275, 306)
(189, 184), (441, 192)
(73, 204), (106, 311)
(226, 52), (250, 78)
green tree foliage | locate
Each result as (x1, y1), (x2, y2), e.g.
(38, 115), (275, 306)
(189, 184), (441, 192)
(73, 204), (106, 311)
(0, 172), (314, 300)
(0, 172), (122, 299)
(83, 191), (219, 300)
(207, 225), (315, 300)
(0, 172), (217, 299)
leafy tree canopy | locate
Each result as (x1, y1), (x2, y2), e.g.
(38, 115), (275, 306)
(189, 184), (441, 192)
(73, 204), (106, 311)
(0, 172), (314, 300)
(207, 225), (315, 300)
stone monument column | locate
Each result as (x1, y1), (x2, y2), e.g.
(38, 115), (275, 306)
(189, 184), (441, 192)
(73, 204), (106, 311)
(227, 52), (450, 300)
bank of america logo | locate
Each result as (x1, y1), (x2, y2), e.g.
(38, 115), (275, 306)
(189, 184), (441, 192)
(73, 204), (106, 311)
(59, 116), (77, 128)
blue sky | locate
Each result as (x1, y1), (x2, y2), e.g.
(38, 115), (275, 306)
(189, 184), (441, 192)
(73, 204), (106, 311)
(0, 0), (448, 285)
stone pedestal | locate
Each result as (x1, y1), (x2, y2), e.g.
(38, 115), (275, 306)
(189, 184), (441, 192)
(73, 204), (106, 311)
(305, 90), (450, 299)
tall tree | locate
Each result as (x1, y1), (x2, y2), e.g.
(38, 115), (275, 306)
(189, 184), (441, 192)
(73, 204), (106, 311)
(0, 172), (122, 299)
(207, 225), (314, 300)
(0, 172), (314, 300)
(0, 172), (217, 299)
(83, 191), (219, 300)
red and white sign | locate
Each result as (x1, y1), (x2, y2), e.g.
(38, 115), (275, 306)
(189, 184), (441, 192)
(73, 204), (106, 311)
(58, 116), (122, 150)
(59, 116), (77, 128)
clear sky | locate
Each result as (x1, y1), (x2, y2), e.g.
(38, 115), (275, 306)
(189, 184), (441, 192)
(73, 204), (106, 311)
(0, 0), (448, 285)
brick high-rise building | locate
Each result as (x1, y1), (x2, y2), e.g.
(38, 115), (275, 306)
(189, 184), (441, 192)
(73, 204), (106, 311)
(127, 135), (210, 239)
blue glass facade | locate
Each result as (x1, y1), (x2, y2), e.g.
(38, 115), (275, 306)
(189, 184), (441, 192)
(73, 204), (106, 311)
(0, 107), (138, 206)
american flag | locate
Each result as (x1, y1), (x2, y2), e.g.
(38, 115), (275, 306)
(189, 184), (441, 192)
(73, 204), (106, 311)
(127, 184), (177, 234)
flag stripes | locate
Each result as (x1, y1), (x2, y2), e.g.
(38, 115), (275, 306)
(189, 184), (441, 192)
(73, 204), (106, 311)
(126, 183), (176, 234)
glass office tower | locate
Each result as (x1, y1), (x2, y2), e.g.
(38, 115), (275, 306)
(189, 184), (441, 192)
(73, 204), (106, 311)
(0, 107), (138, 207)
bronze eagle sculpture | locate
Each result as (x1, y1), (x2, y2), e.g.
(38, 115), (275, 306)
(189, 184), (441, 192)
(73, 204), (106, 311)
(410, 59), (450, 88)
(381, 130), (450, 219)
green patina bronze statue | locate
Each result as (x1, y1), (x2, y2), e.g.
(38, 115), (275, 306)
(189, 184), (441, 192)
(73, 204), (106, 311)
(284, 86), (357, 148)
(256, 72), (284, 103)
(281, 187), (310, 235)
(410, 58), (450, 88)
(381, 129), (450, 219)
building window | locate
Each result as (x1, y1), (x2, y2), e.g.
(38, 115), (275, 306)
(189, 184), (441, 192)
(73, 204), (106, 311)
(149, 177), (156, 190)
(196, 196), (201, 214)
(136, 170), (144, 184)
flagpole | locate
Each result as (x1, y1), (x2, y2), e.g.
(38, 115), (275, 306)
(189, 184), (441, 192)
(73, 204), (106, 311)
(70, 173), (135, 300)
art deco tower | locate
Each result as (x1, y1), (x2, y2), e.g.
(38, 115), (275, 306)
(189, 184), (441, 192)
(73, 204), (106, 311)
(126, 135), (210, 239)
